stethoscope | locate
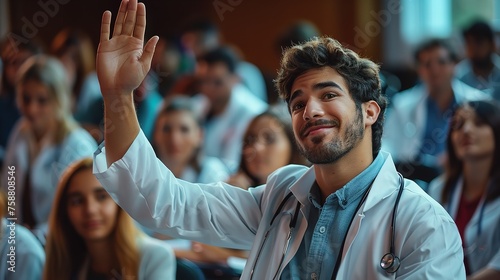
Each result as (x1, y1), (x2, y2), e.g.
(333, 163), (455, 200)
(249, 173), (405, 279)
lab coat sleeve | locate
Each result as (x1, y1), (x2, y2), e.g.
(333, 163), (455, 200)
(397, 194), (465, 279)
(93, 130), (263, 250)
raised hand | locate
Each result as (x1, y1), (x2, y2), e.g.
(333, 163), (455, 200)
(96, 0), (158, 96)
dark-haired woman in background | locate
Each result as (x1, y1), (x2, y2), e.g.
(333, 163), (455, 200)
(428, 100), (500, 279)
(227, 106), (308, 189)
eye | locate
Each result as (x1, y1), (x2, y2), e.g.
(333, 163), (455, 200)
(67, 195), (83, 206)
(180, 125), (190, 134)
(262, 132), (277, 145)
(322, 92), (337, 100)
(162, 124), (171, 133)
(450, 117), (464, 131)
(95, 190), (110, 201)
(290, 101), (305, 112)
(243, 135), (257, 147)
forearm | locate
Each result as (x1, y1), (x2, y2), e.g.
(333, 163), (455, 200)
(103, 93), (140, 167)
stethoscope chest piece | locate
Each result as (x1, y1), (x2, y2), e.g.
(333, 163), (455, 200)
(380, 250), (400, 273)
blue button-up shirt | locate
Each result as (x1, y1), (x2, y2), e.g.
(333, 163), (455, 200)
(281, 153), (385, 280)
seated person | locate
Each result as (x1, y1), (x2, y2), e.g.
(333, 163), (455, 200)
(1, 56), (96, 231)
(228, 106), (309, 189)
(383, 39), (487, 186)
(43, 157), (176, 279)
(455, 20), (500, 100)
(428, 100), (500, 279)
(197, 47), (267, 172)
(153, 96), (229, 183)
(0, 191), (44, 280)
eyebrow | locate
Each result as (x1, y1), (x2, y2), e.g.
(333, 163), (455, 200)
(289, 81), (345, 105)
(66, 187), (105, 197)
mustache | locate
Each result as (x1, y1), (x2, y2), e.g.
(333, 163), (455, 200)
(300, 119), (339, 137)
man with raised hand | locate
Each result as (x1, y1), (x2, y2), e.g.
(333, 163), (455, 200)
(93, 1), (465, 279)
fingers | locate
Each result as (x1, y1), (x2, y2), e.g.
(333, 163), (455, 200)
(122, 0), (138, 35)
(133, 2), (146, 42)
(139, 36), (159, 68)
(112, 0), (128, 37)
(100, 11), (111, 43)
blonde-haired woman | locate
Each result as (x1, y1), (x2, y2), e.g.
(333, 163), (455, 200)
(44, 157), (176, 280)
(1, 55), (97, 230)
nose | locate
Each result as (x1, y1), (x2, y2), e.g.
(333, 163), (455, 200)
(84, 198), (99, 216)
(25, 100), (39, 118)
(461, 119), (474, 133)
(302, 99), (324, 121)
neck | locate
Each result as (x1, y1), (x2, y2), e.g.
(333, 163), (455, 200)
(209, 96), (230, 117)
(314, 138), (374, 203)
(472, 61), (494, 79)
(461, 157), (492, 202)
(86, 239), (116, 275)
(428, 85), (454, 112)
(33, 119), (57, 142)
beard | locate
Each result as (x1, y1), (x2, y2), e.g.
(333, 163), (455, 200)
(296, 107), (365, 164)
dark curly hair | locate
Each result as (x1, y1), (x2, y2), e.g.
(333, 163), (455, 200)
(275, 37), (387, 158)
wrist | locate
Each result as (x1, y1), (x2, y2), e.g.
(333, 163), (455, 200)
(102, 92), (134, 104)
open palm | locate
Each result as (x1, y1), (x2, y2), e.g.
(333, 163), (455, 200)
(96, 0), (158, 96)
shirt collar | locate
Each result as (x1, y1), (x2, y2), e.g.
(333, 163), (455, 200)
(307, 152), (386, 209)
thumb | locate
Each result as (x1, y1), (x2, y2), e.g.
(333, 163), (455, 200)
(139, 35), (159, 67)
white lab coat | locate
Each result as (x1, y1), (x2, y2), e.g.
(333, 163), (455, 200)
(1, 120), (97, 228)
(428, 176), (500, 274)
(383, 79), (488, 163)
(94, 130), (465, 279)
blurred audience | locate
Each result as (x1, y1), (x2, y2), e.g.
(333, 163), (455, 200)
(0, 39), (42, 166)
(383, 39), (487, 187)
(44, 158), (176, 280)
(0, 191), (45, 280)
(151, 37), (188, 97)
(227, 107), (309, 189)
(455, 20), (500, 101)
(181, 19), (267, 102)
(50, 28), (101, 120)
(1, 56), (96, 230)
(428, 100), (500, 279)
(81, 71), (163, 142)
(197, 47), (267, 172)
(153, 96), (230, 183)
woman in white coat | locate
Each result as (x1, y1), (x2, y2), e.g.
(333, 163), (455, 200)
(1, 56), (96, 230)
(428, 100), (500, 279)
(152, 96), (230, 184)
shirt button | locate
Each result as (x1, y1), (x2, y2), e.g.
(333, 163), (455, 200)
(311, 272), (318, 280)
(319, 226), (326, 233)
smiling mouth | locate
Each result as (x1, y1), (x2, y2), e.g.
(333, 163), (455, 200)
(300, 120), (339, 138)
(302, 126), (333, 137)
(84, 221), (102, 229)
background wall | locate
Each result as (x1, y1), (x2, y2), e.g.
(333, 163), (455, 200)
(5, 0), (383, 77)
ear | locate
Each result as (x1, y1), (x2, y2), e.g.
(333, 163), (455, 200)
(363, 100), (381, 127)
